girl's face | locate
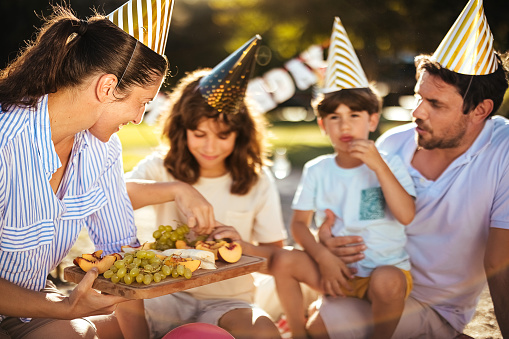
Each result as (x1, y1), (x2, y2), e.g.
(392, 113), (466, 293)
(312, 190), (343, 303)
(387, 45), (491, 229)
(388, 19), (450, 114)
(186, 118), (237, 178)
(89, 75), (164, 142)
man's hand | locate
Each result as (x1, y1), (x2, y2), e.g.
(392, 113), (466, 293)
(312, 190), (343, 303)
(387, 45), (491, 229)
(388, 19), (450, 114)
(318, 209), (366, 264)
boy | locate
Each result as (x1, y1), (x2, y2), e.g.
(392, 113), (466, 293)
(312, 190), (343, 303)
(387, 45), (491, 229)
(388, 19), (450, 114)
(272, 17), (416, 339)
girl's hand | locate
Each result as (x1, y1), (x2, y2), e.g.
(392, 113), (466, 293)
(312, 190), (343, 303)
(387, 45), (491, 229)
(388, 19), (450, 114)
(63, 268), (128, 319)
(174, 182), (215, 235)
(208, 224), (242, 242)
(348, 139), (385, 172)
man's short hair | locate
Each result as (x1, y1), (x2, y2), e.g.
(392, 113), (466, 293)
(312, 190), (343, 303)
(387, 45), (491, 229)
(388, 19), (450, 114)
(415, 53), (509, 116)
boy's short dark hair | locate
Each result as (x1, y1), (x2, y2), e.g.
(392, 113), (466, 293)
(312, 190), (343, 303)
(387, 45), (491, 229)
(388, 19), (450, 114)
(312, 86), (382, 118)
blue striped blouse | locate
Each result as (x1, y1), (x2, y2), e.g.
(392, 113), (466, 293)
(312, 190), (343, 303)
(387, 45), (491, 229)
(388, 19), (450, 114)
(0, 96), (138, 322)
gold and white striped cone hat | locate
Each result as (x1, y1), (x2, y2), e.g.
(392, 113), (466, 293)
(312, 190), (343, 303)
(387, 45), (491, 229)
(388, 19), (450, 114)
(108, 0), (174, 55)
(323, 16), (369, 93)
(432, 0), (497, 75)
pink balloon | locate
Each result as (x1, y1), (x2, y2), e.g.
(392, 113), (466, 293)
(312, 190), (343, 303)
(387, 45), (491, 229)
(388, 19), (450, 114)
(162, 323), (235, 339)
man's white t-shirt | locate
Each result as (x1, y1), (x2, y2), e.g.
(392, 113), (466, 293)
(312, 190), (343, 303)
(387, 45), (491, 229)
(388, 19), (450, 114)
(376, 116), (509, 331)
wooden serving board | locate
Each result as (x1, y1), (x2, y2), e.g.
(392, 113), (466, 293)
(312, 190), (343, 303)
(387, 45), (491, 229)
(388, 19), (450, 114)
(64, 254), (266, 299)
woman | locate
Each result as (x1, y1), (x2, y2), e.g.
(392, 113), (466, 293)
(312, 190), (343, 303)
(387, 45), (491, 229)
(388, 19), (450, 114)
(0, 5), (214, 339)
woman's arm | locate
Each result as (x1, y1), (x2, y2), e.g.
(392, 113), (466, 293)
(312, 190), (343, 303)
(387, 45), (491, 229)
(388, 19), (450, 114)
(0, 269), (127, 320)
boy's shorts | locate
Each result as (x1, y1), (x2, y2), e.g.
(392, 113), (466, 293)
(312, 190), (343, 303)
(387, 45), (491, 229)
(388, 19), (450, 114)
(144, 291), (271, 339)
(341, 269), (413, 299)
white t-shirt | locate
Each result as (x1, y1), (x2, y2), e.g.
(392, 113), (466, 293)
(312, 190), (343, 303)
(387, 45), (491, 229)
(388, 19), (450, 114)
(376, 116), (509, 331)
(292, 153), (416, 277)
(126, 154), (287, 302)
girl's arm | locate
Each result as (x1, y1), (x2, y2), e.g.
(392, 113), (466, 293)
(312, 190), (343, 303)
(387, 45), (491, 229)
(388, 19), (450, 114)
(126, 179), (215, 234)
(349, 140), (415, 225)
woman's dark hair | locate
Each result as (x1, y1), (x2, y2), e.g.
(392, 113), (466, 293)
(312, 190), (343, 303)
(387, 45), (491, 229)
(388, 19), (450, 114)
(312, 86), (382, 118)
(415, 53), (509, 117)
(160, 69), (268, 195)
(0, 5), (168, 112)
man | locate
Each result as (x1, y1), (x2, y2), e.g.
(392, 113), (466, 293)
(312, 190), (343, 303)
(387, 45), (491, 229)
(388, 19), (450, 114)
(306, 0), (509, 337)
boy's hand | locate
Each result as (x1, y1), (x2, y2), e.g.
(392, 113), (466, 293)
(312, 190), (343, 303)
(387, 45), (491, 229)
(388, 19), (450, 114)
(317, 251), (353, 297)
(348, 139), (385, 172)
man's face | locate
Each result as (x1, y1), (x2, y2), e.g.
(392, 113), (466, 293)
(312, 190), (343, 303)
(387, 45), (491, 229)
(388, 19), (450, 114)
(412, 70), (470, 150)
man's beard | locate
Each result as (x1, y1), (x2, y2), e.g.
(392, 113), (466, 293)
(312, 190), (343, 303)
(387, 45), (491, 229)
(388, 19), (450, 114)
(415, 119), (467, 150)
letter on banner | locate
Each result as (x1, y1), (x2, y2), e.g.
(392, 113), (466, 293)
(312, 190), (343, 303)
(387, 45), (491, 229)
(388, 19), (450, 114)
(247, 77), (278, 113)
(285, 59), (317, 90)
(263, 68), (295, 104)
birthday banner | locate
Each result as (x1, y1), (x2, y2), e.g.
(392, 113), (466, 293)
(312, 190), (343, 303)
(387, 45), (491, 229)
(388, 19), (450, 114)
(247, 44), (326, 113)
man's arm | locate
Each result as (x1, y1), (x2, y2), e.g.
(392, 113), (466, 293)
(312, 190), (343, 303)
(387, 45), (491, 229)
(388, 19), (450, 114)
(484, 227), (509, 337)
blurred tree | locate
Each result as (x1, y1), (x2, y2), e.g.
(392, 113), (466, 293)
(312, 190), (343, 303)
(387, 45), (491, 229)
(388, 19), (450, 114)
(2, 0), (508, 100)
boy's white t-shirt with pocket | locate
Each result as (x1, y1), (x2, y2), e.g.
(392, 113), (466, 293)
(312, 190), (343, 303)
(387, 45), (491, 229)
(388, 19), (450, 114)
(292, 153), (416, 277)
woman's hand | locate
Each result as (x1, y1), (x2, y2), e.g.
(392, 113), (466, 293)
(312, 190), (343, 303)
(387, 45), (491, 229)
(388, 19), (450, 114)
(63, 268), (128, 319)
(208, 224), (242, 242)
(318, 209), (366, 264)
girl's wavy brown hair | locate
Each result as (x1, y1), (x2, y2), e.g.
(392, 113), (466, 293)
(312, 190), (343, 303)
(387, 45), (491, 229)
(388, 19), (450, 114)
(159, 69), (268, 195)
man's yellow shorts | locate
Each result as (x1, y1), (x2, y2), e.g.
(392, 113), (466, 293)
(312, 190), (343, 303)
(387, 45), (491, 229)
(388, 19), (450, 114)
(341, 269), (413, 299)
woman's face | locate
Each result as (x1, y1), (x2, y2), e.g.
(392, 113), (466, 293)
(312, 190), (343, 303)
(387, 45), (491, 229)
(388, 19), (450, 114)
(89, 74), (164, 142)
(186, 118), (237, 178)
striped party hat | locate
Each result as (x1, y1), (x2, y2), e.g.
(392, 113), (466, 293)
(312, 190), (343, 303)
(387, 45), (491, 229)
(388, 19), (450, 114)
(199, 35), (261, 115)
(108, 0), (174, 56)
(432, 0), (497, 75)
(323, 16), (369, 93)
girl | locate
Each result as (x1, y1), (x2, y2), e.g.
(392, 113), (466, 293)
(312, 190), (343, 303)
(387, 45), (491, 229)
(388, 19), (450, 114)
(0, 4), (213, 338)
(123, 68), (287, 339)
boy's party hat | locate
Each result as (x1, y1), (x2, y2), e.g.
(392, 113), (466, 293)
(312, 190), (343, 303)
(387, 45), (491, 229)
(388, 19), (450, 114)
(323, 16), (369, 93)
(199, 35), (261, 115)
(108, 0), (174, 55)
(432, 0), (497, 75)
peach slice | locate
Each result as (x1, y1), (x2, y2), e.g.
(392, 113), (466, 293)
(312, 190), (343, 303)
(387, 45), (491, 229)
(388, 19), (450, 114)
(195, 241), (218, 260)
(73, 254), (117, 274)
(175, 240), (191, 249)
(217, 242), (242, 263)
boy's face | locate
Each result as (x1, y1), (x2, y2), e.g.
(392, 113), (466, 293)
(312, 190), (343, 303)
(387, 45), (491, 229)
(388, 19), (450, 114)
(318, 103), (379, 153)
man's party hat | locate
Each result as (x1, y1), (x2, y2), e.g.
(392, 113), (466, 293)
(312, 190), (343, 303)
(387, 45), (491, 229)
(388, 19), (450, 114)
(432, 0), (497, 75)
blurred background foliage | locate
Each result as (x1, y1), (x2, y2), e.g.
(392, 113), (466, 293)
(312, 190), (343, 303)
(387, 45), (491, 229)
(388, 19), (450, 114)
(2, 0), (509, 170)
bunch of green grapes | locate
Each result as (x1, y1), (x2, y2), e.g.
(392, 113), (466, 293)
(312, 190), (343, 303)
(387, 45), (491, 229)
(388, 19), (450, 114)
(103, 250), (193, 285)
(152, 224), (190, 250)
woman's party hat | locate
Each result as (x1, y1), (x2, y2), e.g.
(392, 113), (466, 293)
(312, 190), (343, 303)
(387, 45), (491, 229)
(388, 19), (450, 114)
(108, 0), (174, 55)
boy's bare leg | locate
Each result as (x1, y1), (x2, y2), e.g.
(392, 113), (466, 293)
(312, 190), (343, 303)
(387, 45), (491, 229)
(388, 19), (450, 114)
(272, 249), (323, 339)
(366, 266), (407, 339)
(219, 308), (280, 339)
